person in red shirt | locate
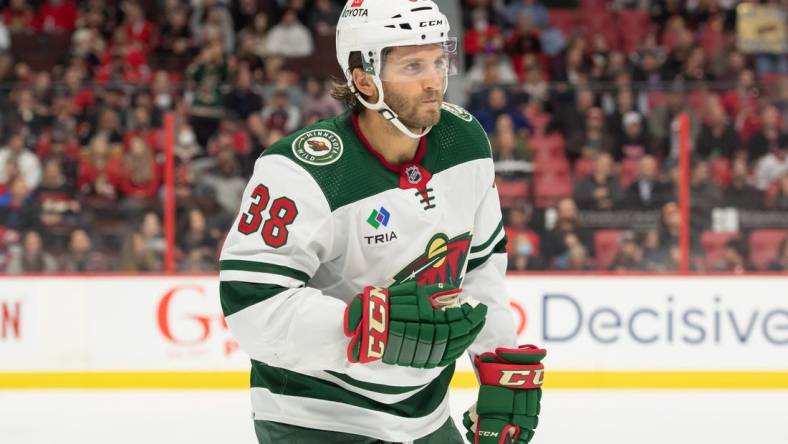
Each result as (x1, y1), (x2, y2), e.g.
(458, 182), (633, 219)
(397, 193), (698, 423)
(122, 1), (156, 51)
(119, 136), (159, 200)
(2, 0), (34, 32)
(33, 0), (77, 32)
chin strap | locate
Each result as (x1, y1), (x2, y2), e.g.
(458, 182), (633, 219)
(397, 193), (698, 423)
(348, 75), (432, 140)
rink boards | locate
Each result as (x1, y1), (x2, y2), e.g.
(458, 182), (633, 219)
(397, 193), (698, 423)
(1, 275), (787, 389)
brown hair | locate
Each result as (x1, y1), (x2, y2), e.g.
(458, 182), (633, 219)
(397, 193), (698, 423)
(330, 51), (367, 114)
(330, 49), (392, 114)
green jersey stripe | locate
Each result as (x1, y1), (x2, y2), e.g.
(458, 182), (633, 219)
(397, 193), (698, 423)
(251, 360), (454, 418)
(220, 281), (290, 316)
(219, 259), (310, 284)
(470, 220), (504, 254)
(324, 370), (428, 395)
(466, 237), (507, 273)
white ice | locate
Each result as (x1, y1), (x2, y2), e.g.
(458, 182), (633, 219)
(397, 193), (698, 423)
(1, 389), (786, 444)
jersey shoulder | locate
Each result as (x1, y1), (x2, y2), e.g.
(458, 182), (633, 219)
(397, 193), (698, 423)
(260, 114), (394, 212)
(427, 102), (493, 175)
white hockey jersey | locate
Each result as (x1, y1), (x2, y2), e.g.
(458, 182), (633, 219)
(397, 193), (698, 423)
(219, 103), (516, 441)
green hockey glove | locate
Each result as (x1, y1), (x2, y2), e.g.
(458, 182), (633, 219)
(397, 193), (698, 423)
(343, 281), (487, 368)
(462, 345), (546, 444)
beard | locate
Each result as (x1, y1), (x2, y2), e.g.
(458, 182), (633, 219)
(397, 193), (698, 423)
(382, 84), (443, 131)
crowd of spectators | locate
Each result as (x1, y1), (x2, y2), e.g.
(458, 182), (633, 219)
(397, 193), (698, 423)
(0, 0), (785, 273)
(463, 0), (787, 272)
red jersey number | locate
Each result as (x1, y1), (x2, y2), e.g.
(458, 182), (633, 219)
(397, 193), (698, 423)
(237, 184), (298, 248)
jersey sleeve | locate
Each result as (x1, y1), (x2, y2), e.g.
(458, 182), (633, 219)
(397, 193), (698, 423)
(463, 156), (517, 355)
(219, 154), (349, 373)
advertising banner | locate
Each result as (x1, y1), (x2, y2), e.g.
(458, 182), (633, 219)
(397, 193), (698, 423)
(1, 275), (786, 388)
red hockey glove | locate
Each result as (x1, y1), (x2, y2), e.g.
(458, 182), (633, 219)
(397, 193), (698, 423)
(462, 345), (546, 444)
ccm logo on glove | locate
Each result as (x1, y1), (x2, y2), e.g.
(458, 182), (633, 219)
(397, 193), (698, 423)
(498, 369), (544, 388)
(366, 287), (388, 359)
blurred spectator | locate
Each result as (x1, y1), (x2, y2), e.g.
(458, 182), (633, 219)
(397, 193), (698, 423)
(225, 65), (264, 120)
(191, 0), (235, 54)
(77, 135), (122, 205)
(567, 107), (615, 163)
(5, 230), (58, 272)
(504, 202), (541, 259)
(178, 207), (217, 259)
(551, 87), (595, 141)
(542, 197), (593, 266)
(697, 101), (740, 159)
(564, 244), (592, 271)
(0, 175), (37, 231)
(119, 231), (162, 272)
(196, 148), (246, 216)
(605, 89), (638, 140)
(59, 228), (109, 272)
(0, 131), (41, 189)
(622, 155), (672, 209)
(231, 0), (261, 32)
(192, 184), (233, 240)
(573, 152), (621, 210)
(631, 49), (664, 87)
(139, 211), (165, 257)
(767, 236), (788, 271)
(265, 9), (313, 57)
(308, 0), (340, 37)
(2, 0), (35, 33)
(463, 8), (502, 65)
(648, 84), (700, 159)
(642, 228), (672, 271)
(238, 12), (270, 61)
(609, 230), (645, 271)
(302, 78), (343, 122)
(505, 0), (549, 29)
(157, 4), (196, 70)
(474, 87), (532, 135)
(689, 160), (721, 231)
(8, 88), (48, 135)
(710, 238), (751, 273)
(658, 201), (680, 249)
(747, 105), (786, 163)
(179, 248), (216, 272)
(34, 0), (77, 33)
(724, 157), (762, 209)
(753, 139), (788, 191)
(187, 41), (229, 144)
(260, 89), (301, 134)
(492, 115), (531, 179)
(614, 111), (650, 161)
(122, 1), (156, 52)
(34, 157), (81, 245)
(465, 54), (518, 89)
(766, 174), (788, 210)
(119, 136), (160, 200)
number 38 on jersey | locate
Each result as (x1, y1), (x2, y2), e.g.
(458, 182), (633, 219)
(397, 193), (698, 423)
(236, 184), (299, 248)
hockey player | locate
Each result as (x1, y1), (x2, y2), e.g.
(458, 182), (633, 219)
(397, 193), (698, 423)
(219, 1), (546, 443)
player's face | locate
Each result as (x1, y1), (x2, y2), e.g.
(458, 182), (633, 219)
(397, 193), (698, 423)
(380, 45), (448, 130)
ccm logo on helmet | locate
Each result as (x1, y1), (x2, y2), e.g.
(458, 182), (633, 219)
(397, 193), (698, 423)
(419, 20), (443, 27)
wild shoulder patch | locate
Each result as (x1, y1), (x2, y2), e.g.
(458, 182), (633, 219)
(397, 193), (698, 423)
(292, 129), (344, 165)
(441, 102), (473, 122)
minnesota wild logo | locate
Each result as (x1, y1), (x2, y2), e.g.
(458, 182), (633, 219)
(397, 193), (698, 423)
(292, 129), (343, 165)
(393, 232), (472, 287)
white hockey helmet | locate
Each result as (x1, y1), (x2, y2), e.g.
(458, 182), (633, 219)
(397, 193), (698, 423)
(336, 0), (456, 139)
